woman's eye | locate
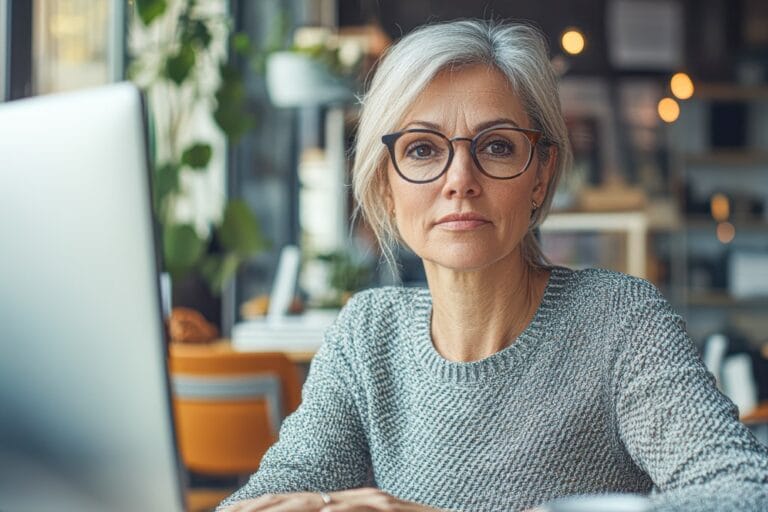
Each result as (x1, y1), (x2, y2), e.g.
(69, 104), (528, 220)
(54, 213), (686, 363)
(486, 140), (514, 155)
(407, 144), (436, 158)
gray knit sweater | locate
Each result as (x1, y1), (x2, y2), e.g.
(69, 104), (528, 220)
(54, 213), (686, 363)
(220, 267), (768, 511)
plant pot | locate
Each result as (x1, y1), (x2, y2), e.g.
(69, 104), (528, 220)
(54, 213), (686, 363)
(266, 51), (352, 107)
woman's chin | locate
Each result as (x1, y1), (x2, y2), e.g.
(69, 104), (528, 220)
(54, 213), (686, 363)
(422, 248), (512, 273)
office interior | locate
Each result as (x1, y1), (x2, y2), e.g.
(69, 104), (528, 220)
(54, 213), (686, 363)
(1, 0), (768, 510)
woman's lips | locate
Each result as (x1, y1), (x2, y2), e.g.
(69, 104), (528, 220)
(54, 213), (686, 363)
(434, 213), (491, 231)
(437, 219), (490, 230)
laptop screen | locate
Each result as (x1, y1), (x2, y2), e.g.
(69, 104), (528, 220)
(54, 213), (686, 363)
(0, 83), (185, 512)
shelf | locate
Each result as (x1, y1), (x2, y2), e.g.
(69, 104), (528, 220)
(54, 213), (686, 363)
(684, 216), (768, 231)
(684, 151), (768, 167)
(694, 83), (768, 101)
(685, 291), (768, 308)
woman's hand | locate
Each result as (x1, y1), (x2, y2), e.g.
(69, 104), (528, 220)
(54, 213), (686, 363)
(220, 487), (446, 511)
(220, 491), (325, 511)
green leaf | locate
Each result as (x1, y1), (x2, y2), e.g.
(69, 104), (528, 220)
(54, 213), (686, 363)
(214, 105), (254, 143)
(135, 0), (167, 26)
(162, 224), (206, 277)
(214, 64), (254, 142)
(232, 32), (251, 55)
(218, 200), (268, 257)
(181, 143), (212, 169)
(200, 253), (241, 295)
(193, 21), (212, 48)
(153, 162), (180, 214)
(165, 43), (196, 85)
(182, 19), (212, 49)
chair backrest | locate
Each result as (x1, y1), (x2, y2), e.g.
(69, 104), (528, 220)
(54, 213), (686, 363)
(168, 342), (303, 476)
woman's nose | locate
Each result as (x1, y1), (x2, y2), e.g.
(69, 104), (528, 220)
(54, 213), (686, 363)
(441, 139), (482, 198)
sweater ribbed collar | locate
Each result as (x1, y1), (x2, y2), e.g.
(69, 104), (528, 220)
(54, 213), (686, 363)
(408, 266), (571, 385)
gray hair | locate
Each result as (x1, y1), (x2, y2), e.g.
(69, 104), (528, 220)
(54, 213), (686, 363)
(351, 19), (572, 272)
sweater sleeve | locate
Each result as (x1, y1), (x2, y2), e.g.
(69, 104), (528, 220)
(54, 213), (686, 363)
(612, 295), (768, 511)
(217, 306), (372, 509)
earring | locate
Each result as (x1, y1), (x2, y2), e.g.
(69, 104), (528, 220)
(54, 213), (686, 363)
(531, 199), (539, 213)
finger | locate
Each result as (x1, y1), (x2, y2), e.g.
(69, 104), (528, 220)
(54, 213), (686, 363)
(321, 504), (376, 512)
(256, 494), (324, 512)
(331, 487), (380, 497)
(223, 494), (283, 511)
(329, 487), (389, 504)
(320, 490), (412, 511)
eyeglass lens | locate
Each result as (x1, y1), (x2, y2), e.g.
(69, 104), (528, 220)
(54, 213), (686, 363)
(392, 128), (533, 181)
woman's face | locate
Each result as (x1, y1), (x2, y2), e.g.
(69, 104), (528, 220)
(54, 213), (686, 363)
(386, 64), (555, 272)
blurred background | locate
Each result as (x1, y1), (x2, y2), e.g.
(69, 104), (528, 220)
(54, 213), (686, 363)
(6, 0), (766, 352)
(3, 0), (768, 505)
(4, 0), (768, 377)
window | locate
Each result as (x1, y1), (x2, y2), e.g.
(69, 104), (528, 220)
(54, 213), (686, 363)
(31, 0), (121, 94)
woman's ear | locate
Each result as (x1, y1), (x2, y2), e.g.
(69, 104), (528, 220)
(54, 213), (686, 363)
(532, 146), (557, 205)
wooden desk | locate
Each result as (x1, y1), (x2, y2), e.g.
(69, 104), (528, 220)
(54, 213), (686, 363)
(186, 488), (232, 512)
(181, 339), (316, 364)
(742, 401), (768, 424)
(280, 350), (316, 364)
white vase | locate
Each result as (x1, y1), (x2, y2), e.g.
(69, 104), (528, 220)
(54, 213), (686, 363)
(266, 52), (352, 107)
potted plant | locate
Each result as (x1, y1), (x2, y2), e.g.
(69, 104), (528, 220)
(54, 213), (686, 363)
(262, 25), (360, 107)
(129, 0), (268, 329)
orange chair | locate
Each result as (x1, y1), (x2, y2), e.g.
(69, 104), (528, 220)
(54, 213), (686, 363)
(168, 342), (303, 478)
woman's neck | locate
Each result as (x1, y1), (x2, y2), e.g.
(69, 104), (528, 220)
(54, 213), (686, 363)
(424, 254), (549, 362)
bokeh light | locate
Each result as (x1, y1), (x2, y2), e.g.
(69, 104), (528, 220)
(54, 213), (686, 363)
(716, 222), (736, 244)
(710, 193), (730, 222)
(670, 72), (695, 100)
(561, 29), (585, 55)
(658, 97), (680, 123)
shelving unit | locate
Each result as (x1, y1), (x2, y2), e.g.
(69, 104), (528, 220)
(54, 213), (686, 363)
(684, 151), (768, 167)
(694, 84), (768, 101)
(686, 292), (768, 309)
(670, 83), (768, 343)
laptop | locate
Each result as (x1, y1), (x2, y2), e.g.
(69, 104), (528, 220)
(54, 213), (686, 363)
(0, 83), (186, 511)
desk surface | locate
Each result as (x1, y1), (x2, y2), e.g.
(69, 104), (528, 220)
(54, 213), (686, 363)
(186, 488), (232, 512)
(192, 339), (316, 364)
(742, 401), (768, 424)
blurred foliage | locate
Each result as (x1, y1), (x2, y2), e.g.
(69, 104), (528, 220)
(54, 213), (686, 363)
(316, 251), (371, 297)
(130, 0), (268, 295)
(135, 0), (167, 26)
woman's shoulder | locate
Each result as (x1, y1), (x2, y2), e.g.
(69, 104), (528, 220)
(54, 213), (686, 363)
(309, 286), (427, 380)
(324, 286), (427, 349)
(341, 285), (428, 319)
(550, 267), (684, 358)
(552, 266), (667, 315)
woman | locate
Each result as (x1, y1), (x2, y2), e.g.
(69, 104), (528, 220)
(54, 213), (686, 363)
(219, 20), (768, 511)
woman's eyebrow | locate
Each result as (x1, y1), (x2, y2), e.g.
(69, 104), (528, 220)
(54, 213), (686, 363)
(473, 118), (521, 131)
(402, 120), (442, 130)
(402, 118), (521, 132)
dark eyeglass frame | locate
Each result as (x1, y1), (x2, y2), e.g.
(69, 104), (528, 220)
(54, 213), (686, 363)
(381, 124), (543, 184)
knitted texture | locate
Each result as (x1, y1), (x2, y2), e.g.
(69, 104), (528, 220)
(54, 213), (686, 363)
(219, 267), (768, 511)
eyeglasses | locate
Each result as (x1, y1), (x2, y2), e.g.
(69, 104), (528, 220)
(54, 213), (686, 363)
(381, 124), (542, 184)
